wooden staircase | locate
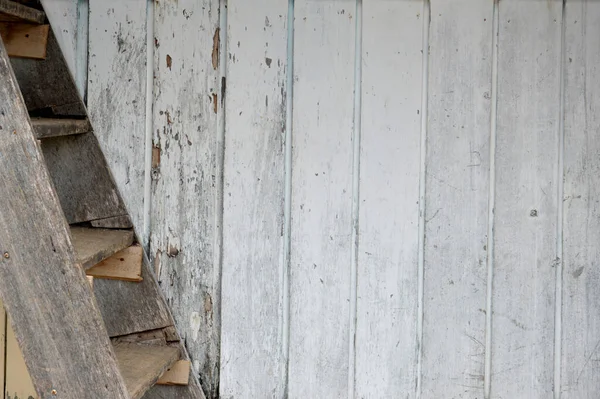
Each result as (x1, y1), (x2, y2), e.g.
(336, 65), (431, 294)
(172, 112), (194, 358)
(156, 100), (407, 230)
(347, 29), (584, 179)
(0, 1), (205, 398)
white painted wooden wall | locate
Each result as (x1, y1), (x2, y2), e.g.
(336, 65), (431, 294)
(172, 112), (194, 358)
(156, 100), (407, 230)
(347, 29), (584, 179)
(44, 0), (600, 397)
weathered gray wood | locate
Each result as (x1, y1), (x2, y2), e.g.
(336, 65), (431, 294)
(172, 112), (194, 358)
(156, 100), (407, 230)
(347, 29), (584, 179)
(143, 381), (207, 399)
(218, 0), (288, 397)
(562, 2), (600, 396)
(0, 0), (45, 24)
(31, 117), (91, 139)
(91, 215), (133, 229)
(355, 1), (422, 397)
(41, 132), (129, 224)
(421, 1), (493, 397)
(70, 226), (134, 270)
(113, 342), (180, 399)
(10, 28), (85, 116)
(0, 37), (129, 399)
(152, 1), (221, 397)
(492, 1), (561, 397)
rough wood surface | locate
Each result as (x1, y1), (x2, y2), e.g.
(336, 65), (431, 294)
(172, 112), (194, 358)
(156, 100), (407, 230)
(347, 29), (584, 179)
(152, 1), (221, 396)
(5, 318), (36, 399)
(87, 245), (143, 282)
(355, 1), (422, 397)
(0, 300), (4, 397)
(41, 132), (129, 224)
(288, 2), (355, 397)
(90, 215), (133, 229)
(0, 0), (45, 24)
(71, 226), (134, 270)
(562, 2), (600, 396)
(156, 360), (191, 386)
(88, 0), (148, 243)
(491, 1), (561, 397)
(113, 342), (180, 399)
(421, 1), (493, 397)
(0, 22), (49, 59)
(39, 0), (77, 77)
(31, 117), (90, 139)
(0, 37), (129, 399)
(218, 0), (288, 397)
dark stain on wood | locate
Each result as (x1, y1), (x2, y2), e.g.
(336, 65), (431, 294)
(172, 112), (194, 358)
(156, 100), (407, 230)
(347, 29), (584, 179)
(212, 93), (217, 114)
(166, 54), (172, 70)
(152, 144), (161, 168)
(212, 27), (219, 70)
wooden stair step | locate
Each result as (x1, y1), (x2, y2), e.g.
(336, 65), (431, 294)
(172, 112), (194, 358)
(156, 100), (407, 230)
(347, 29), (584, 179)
(86, 245), (143, 282)
(113, 342), (180, 399)
(0, 0), (45, 24)
(70, 226), (134, 270)
(31, 117), (91, 139)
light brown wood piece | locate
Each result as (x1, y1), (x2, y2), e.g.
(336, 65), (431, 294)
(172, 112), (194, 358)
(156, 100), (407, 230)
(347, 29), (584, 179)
(87, 245), (143, 282)
(0, 22), (48, 59)
(113, 342), (180, 399)
(6, 317), (37, 399)
(156, 360), (191, 386)
(70, 226), (134, 270)
(90, 214), (133, 229)
(0, 0), (45, 24)
(30, 117), (91, 138)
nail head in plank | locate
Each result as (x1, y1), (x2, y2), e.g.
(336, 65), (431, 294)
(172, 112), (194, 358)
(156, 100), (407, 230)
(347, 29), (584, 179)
(31, 117), (91, 139)
(86, 245), (143, 282)
(113, 342), (180, 399)
(0, 22), (49, 59)
(156, 360), (191, 386)
(70, 226), (134, 270)
(0, 0), (45, 24)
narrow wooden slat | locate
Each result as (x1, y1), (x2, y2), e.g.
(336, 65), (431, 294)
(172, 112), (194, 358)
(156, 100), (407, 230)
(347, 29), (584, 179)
(30, 117), (90, 139)
(113, 342), (180, 399)
(70, 226), (134, 270)
(156, 360), (190, 386)
(90, 215), (133, 229)
(0, 23), (48, 59)
(87, 245), (143, 282)
(5, 318), (36, 399)
(0, 0), (45, 24)
(0, 300), (5, 399)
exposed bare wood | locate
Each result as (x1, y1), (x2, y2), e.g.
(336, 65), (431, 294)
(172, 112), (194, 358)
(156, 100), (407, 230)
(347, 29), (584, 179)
(113, 342), (180, 399)
(0, 0), (45, 24)
(70, 226), (134, 270)
(0, 22), (48, 59)
(86, 245), (143, 282)
(31, 117), (90, 139)
(90, 215), (133, 229)
(157, 360), (191, 386)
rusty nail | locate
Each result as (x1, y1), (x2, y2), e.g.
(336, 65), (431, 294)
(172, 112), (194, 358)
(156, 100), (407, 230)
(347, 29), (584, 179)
(3, 252), (9, 259)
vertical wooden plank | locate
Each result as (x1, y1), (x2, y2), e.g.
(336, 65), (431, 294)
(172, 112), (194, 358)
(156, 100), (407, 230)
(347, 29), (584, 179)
(152, 1), (220, 397)
(288, 2), (355, 397)
(5, 319), (36, 399)
(88, 0), (148, 243)
(355, 1), (422, 397)
(421, 1), (493, 397)
(492, 1), (561, 397)
(219, 1), (288, 397)
(40, 0), (77, 76)
(562, 1), (600, 396)
(0, 301), (4, 399)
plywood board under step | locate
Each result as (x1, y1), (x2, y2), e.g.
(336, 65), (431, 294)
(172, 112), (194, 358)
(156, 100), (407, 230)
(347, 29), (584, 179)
(31, 117), (91, 138)
(87, 245), (143, 282)
(113, 342), (180, 399)
(71, 226), (134, 270)
(0, 0), (45, 24)
(0, 22), (49, 59)
(156, 360), (191, 386)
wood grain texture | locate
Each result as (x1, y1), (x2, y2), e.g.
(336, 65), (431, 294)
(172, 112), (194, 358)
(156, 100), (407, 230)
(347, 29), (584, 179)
(156, 360), (191, 386)
(0, 300), (4, 399)
(421, 1), (493, 397)
(87, 245), (143, 282)
(31, 117), (90, 139)
(491, 1), (561, 397)
(0, 0), (45, 24)
(113, 342), (179, 399)
(218, 0), (288, 397)
(71, 226), (134, 270)
(288, 2), (355, 397)
(0, 22), (49, 59)
(41, 133), (129, 224)
(355, 1), (422, 397)
(562, 2), (600, 396)
(0, 37), (129, 399)
(5, 318), (36, 399)
(40, 0), (77, 76)
(88, 0), (148, 243)
(152, 1), (220, 396)
(90, 215), (133, 229)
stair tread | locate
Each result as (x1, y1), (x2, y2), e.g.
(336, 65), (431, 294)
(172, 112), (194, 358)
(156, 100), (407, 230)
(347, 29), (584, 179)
(70, 226), (134, 270)
(0, 0), (45, 24)
(31, 117), (91, 139)
(113, 342), (180, 399)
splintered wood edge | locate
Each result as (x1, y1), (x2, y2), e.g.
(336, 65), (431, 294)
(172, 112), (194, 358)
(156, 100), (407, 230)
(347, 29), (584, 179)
(86, 245), (143, 282)
(156, 360), (191, 386)
(0, 23), (49, 59)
